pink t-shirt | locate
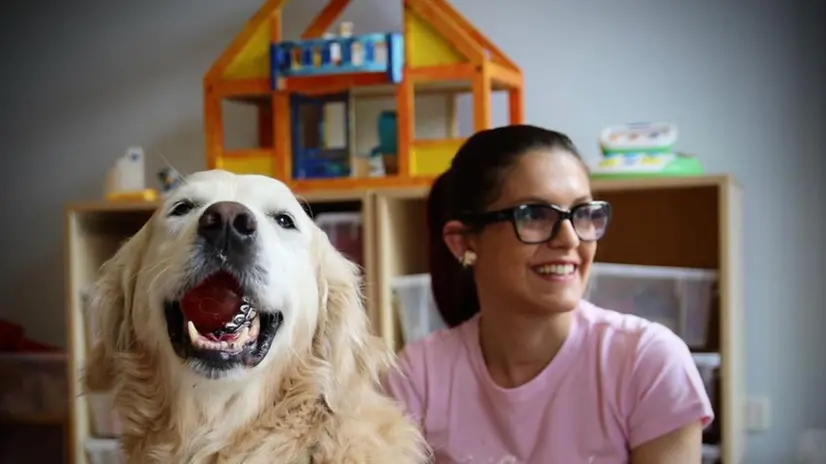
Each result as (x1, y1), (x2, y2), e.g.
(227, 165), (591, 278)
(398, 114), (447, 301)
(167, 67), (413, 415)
(384, 301), (714, 464)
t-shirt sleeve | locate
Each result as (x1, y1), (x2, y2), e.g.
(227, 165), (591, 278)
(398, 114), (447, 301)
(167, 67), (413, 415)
(382, 344), (427, 429)
(626, 324), (715, 449)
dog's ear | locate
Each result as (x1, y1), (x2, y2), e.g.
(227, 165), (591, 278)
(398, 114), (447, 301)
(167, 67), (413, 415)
(311, 228), (392, 400)
(84, 223), (151, 392)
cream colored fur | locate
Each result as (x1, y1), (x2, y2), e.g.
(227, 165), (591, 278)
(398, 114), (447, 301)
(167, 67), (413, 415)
(84, 170), (427, 463)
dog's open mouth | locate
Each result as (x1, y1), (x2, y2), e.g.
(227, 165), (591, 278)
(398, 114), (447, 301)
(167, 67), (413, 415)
(164, 271), (282, 376)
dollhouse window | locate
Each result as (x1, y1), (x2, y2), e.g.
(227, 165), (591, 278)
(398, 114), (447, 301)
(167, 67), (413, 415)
(291, 92), (352, 179)
(293, 93), (349, 154)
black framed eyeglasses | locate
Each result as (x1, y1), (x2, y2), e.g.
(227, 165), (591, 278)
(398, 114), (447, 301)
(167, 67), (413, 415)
(461, 201), (612, 244)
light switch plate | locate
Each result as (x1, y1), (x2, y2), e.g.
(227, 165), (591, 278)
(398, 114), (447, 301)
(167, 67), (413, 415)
(744, 396), (771, 432)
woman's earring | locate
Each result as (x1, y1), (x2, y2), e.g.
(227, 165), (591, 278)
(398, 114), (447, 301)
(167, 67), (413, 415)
(460, 250), (477, 268)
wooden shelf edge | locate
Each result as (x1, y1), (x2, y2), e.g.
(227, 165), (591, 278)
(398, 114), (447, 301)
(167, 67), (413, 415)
(64, 190), (375, 215)
(64, 174), (738, 214)
(592, 173), (737, 192)
(0, 413), (65, 426)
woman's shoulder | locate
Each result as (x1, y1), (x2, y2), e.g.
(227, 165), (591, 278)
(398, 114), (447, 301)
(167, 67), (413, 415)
(578, 300), (682, 342)
(395, 317), (474, 373)
(576, 300), (693, 367)
(576, 301), (714, 445)
(382, 318), (474, 423)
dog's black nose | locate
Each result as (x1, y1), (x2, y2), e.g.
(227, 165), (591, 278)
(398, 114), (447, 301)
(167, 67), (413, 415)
(198, 201), (257, 250)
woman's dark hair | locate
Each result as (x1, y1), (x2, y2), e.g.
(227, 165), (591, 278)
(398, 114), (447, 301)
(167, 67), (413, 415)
(427, 124), (584, 328)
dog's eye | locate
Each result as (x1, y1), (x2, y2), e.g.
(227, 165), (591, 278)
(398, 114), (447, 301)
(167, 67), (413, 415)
(169, 200), (196, 217)
(271, 212), (297, 230)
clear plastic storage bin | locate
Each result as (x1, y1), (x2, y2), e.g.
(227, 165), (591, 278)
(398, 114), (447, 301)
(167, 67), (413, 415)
(585, 263), (717, 348)
(0, 352), (67, 420)
(81, 288), (100, 346)
(391, 274), (447, 344)
(702, 444), (720, 464)
(315, 212), (363, 266)
(693, 352), (720, 405)
(85, 438), (125, 464)
(88, 392), (123, 437)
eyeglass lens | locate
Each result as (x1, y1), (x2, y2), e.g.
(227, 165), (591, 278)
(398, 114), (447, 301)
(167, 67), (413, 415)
(513, 202), (610, 243)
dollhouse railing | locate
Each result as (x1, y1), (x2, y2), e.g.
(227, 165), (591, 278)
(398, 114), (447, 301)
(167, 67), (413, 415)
(270, 32), (404, 87)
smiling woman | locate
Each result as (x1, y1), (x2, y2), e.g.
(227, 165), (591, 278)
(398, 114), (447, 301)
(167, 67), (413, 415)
(384, 125), (714, 464)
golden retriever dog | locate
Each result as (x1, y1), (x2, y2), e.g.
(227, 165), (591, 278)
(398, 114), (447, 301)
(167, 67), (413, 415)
(84, 170), (426, 463)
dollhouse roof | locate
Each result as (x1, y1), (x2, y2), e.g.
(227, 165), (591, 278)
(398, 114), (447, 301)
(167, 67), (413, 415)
(204, 0), (519, 84)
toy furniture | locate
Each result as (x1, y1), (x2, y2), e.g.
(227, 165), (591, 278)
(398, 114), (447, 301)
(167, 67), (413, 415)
(370, 111), (399, 174)
(203, 0), (524, 192)
(290, 92), (352, 179)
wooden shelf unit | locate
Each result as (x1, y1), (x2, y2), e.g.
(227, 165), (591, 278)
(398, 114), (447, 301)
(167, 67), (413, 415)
(65, 175), (743, 464)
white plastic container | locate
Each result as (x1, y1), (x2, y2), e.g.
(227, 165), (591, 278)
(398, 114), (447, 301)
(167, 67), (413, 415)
(88, 392), (123, 437)
(701, 444), (720, 464)
(85, 438), (125, 464)
(0, 352), (67, 420)
(315, 212), (363, 266)
(586, 263), (717, 348)
(599, 122), (678, 152)
(391, 274), (447, 344)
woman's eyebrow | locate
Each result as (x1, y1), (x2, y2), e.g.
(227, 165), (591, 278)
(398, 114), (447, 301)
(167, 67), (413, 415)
(507, 195), (594, 206)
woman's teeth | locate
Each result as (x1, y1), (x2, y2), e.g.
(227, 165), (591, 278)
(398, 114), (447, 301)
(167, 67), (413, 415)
(535, 264), (576, 276)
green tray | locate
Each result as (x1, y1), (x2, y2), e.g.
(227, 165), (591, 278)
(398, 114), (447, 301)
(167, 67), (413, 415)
(590, 155), (704, 180)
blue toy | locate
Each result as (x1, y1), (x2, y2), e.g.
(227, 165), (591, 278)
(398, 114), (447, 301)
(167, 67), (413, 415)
(271, 32), (404, 90)
(290, 92), (352, 180)
(371, 111), (398, 157)
(369, 111), (399, 175)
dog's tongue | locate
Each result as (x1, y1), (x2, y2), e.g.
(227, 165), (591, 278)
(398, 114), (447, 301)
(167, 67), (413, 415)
(180, 272), (243, 333)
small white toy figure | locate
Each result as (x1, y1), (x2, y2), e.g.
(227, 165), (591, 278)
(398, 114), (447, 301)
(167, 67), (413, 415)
(157, 166), (183, 196)
(338, 21), (354, 37)
(105, 146), (158, 202)
(325, 32), (342, 66)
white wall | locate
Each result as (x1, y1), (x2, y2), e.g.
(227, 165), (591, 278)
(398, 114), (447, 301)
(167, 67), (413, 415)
(0, 0), (823, 461)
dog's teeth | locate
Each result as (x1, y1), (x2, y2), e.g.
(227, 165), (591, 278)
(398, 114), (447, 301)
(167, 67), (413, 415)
(219, 304), (257, 334)
(187, 321), (200, 342)
(237, 326), (251, 348)
(188, 314), (256, 352)
(248, 316), (260, 340)
(191, 335), (215, 351)
(231, 313), (246, 326)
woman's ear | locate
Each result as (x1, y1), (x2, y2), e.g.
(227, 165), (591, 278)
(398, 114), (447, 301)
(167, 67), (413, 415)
(442, 220), (474, 264)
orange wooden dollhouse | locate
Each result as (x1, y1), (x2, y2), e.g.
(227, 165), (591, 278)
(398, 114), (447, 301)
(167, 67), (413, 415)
(203, 0), (524, 192)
